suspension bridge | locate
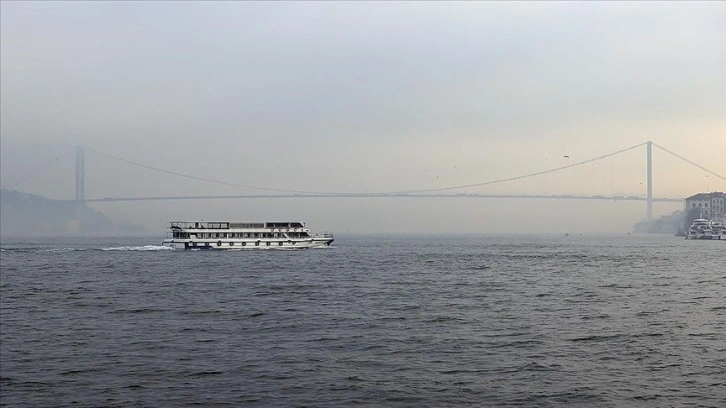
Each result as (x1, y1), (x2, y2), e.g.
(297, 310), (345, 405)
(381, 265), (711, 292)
(4, 141), (725, 219)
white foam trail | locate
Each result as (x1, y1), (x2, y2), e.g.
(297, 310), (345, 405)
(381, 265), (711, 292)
(101, 245), (174, 251)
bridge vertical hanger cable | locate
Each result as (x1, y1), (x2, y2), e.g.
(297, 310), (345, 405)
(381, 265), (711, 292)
(600, 156), (604, 196)
(611, 155), (615, 195)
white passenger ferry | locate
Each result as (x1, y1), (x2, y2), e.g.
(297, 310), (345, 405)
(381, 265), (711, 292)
(161, 221), (334, 249)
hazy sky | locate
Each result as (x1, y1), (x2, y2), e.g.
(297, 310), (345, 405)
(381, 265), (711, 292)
(1, 1), (725, 234)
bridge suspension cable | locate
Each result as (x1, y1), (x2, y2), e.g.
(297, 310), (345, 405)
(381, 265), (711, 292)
(3, 147), (74, 190)
(651, 142), (726, 181)
(385, 142), (650, 194)
(85, 141), (722, 197)
(85, 148), (335, 195)
(88, 144), (647, 195)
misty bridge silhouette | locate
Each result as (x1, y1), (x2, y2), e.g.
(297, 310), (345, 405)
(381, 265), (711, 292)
(5, 141), (725, 219)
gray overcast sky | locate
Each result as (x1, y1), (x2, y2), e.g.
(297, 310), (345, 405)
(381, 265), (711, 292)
(1, 1), (725, 234)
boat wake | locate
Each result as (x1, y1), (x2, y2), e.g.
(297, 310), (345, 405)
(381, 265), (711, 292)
(101, 245), (175, 251)
(2, 246), (176, 253)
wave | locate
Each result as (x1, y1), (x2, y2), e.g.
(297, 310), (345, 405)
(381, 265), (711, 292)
(41, 248), (87, 253)
(100, 245), (174, 251)
(2, 245), (173, 253)
(570, 333), (624, 342)
(0, 247), (88, 253)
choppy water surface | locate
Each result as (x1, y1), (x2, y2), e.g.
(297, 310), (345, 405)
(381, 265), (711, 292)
(1, 234), (724, 407)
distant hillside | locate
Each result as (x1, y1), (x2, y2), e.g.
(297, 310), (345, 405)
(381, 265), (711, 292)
(0, 188), (143, 236)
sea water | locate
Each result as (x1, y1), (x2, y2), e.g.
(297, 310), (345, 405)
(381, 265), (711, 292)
(1, 234), (724, 407)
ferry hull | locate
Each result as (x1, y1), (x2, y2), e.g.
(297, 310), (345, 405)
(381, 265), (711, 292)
(161, 238), (333, 250)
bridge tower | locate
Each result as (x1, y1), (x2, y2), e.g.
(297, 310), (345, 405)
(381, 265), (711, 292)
(75, 146), (85, 204)
(647, 141), (653, 219)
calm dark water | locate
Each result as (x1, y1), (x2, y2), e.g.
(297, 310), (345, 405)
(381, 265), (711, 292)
(1, 234), (724, 407)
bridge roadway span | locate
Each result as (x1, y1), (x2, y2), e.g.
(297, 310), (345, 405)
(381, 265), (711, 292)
(79, 193), (683, 203)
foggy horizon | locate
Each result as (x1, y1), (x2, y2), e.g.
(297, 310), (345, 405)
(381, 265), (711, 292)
(1, 1), (724, 234)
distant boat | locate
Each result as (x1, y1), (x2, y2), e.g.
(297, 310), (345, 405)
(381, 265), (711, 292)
(685, 218), (723, 240)
(162, 221), (334, 249)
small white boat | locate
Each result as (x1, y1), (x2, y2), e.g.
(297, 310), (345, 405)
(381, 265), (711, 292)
(161, 221), (334, 249)
(708, 219), (724, 239)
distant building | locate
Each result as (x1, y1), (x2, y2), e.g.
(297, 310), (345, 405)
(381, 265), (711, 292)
(685, 192), (725, 219)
